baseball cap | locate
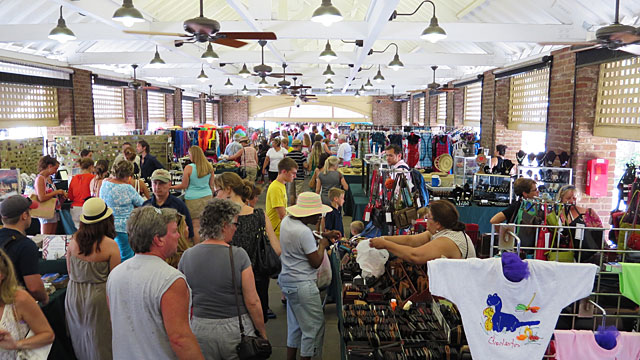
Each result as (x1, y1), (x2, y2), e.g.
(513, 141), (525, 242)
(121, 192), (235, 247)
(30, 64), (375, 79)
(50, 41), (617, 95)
(292, 139), (302, 146)
(0, 195), (38, 218)
(151, 169), (171, 183)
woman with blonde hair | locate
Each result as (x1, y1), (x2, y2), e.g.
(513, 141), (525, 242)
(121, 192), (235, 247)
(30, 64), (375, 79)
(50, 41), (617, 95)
(316, 156), (348, 206)
(302, 133), (312, 156)
(171, 146), (214, 243)
(0, 249), (54, 357)
(124, 146), (150, 199)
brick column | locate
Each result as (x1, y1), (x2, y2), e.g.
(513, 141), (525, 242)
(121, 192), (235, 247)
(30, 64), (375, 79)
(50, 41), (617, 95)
(138, 88), (148, 131)
(412, 95), (420, 125)
(400, 101), (407, 124)
(571, 64), (617, 224)
(221, 96), (249, 128)
(453, 87), (464, 127)
(492, 78), (522, 160)
(173, 89), (183, 127)
(47, 88), (74, 141)
(193, 100), (202, 124)
(372, 96), (401, 125)
(480, 70), (496, 150)
(47, 69), (95, 139)
(446, 86), (455, 127)
(165, 93), (174, 124)
(546, 48), (576, 154)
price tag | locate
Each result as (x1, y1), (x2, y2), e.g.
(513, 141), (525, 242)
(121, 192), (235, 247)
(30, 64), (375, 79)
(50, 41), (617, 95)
(575, 223), (585, 241)
(544, 232), (550, 249)
(385, 212), (392, 223)
(364, 211), (370, 222)
(417, 198), (422, 207)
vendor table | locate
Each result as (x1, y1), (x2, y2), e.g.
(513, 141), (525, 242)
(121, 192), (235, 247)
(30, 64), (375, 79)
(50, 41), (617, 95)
(342, 173), (364, 220)
(214, 167), (241, 175)
(455, 204), (504, 235)
(39, 258), (76, 359)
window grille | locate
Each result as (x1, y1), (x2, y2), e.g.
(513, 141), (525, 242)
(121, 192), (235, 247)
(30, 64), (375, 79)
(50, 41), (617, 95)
(508, 67), (549, 131)
(0, 83), (58, 127)
(464, 82), (482, 127)
(182, 99), (194, 122)
(595, 57), (640, 140)
(147, 91), (165, 122)
(419, 97), (425, 125)
(206, 103), (215, 123)
(92, 84), (124, 124)
(437, 93), (446, 124)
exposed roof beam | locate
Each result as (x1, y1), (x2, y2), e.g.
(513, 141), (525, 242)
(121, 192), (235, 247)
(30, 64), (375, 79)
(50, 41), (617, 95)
(343, 0), (401, 93)
(0, 20), (589, 43)
(68, 50), (504, 67)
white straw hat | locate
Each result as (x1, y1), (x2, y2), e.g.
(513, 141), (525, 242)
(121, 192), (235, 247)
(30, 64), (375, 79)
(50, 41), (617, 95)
(80, 198), (113, 225)
(286, 192), (332, 217)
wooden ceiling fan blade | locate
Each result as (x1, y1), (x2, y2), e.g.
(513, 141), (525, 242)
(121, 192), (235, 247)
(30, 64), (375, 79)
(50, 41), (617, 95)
(212, 38), (248, 48)
(569, 43), (603, 53)
(537, 41), (598, 46)
(267, 73), (304, 78)
(217, 32), (277, 40)
(619, 44), (640, 56)
(123, 30), (190, 37)
(290, 85), (311, 89)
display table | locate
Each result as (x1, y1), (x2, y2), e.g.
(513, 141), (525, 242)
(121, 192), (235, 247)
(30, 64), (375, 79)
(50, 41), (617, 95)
(343, 173), (365, 220)
(455, 204), (504, 234)
(214, 167), (241, 175)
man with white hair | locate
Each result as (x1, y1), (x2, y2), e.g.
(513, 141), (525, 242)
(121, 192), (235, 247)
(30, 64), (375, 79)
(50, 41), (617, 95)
(336, 135), (352, 166)
(224, 133), (243, 156)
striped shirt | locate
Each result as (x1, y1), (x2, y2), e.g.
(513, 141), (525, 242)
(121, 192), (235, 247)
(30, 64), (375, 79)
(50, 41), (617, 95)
(286, 150), (307, 179)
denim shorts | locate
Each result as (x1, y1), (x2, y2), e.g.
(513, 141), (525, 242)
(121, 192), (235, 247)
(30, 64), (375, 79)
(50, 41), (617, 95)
(38, 211), (60, 224)
(279, 280), (325, 357)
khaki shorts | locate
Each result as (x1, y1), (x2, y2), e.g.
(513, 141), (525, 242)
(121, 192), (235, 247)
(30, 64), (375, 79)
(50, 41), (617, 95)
(185, 195), (212, 220)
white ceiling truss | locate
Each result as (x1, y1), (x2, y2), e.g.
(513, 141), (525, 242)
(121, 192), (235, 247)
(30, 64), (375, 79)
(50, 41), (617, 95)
(0, 0), (639, 96)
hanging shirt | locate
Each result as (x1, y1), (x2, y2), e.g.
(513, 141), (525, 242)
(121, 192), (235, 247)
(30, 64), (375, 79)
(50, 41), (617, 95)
(419, 133), (433, 169)
(406, 133), (420, 168)
(619, 262), (640, 305)
(554, 330), (640, 360)
(428, 258), (597, 360)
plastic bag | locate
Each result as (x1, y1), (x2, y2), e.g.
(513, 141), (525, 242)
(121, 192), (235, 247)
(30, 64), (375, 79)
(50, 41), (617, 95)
(356, 240), (390, 278)
(316, 250), (332, 289)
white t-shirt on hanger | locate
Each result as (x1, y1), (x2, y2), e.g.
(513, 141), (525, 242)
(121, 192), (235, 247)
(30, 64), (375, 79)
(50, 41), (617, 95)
(428, 258), (597, 360)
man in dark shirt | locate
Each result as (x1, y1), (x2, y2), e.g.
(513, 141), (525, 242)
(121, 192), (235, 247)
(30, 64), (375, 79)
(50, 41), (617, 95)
(143, 169), (194, 240)
(137, 139), (164, 180)
(0, 195), (48, 304)
(286, 139), (308, 206)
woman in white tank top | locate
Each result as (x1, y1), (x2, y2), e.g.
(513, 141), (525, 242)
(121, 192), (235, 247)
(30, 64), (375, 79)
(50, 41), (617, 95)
(368, 200), (476, 263)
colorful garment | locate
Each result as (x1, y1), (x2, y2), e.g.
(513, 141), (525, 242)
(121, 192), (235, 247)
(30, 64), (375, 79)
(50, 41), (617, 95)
(554, 330), (640, 360)
(406, 133), (420, 168)
(620, 262), (640, 305)
(419, 133), (433, 168)
(428, 258), (597, 360)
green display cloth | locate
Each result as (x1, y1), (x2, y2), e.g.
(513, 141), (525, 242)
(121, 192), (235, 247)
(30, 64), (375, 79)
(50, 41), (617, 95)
(455, 204), (504, 234)
(39, 259), (76, 359)
(352, 196), (369, 223)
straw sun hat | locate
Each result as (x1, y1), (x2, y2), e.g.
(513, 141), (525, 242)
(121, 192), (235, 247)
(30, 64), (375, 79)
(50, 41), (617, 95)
(80, 198), (113, 225)
(286, 192), (332, 217)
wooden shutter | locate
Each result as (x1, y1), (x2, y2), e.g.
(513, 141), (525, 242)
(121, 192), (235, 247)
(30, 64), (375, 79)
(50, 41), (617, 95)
(419, 97), (425, 125)
(182, 99), (194, 122)
(463, 82), (482, 127)
(406, 97), (412, 125)
(147, 91), (165, 122)
(508, 67), (549, 131)
(594, 57), (640, 140)
(437, 93), (446, 125)
(206, 103), (214, 123)
(0, 83), (58, 127)
(92, 84), (124, 124)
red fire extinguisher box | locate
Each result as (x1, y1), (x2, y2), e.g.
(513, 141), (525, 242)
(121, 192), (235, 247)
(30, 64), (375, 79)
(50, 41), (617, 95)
(586, 158), (609, 197)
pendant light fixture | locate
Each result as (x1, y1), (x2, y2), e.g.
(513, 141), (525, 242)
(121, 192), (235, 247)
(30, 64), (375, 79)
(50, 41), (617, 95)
(112, 0), (145, 28)
(322, 64), (336, 78)
(389, 0), (447, 43)
(373, 65), (385, 83)
(258, 77), (269, 88)
(364, 79), (374, 90)
(224, 78), (233, 88)
(324, 78), (334, 86)
(48, 6), (76, 43)
(241, 85), (249, 94)
(201, 43), (219, 63)
(256, 90), (263, 98)
(319, 40), (338, 62)
(359, 85), (366, 93)
(369, 43), (404, 71)
(197, 65), (208, 82)
(149, 46), (165, 66)
(238, 64), (251, 78)
(311, 0), (343, 27)
(354, 90), (361, 98)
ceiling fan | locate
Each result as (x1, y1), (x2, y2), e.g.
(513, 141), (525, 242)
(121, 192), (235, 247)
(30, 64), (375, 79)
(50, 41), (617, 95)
(538, 0), (639, 54)
(427, 66), (455, 92)
(390, 85), (409, 102)
(123, 0), (277, 48)
(206, 84), (218, 102)
(127, 64), (158, 90)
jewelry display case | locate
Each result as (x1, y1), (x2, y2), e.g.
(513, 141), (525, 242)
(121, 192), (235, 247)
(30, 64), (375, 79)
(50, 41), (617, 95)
(517, 166), (573, 199)
(472, 174), (514, 205)
(453, 156), (479, 186)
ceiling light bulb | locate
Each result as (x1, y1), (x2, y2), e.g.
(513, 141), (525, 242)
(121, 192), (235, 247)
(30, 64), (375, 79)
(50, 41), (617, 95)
(112, 0), (145, 28)
(323, 64), (336, 78)
(324, 78), (334, 85)
(258, 78), (269, 87)
(241, 85), (249, 94)
(388, 54), (404, 71)
(201, 43), (219, 63)
(364, 79), (374, 90)
(420, 16), (447, 43)
(256, 91), (263, 98)
(311, 0), (343, 27)
(197, 67), (208, 82)
(224, 78), (233, 88)
(239, 63), (251, 78)
(48, 6), (76, 43)
(149, 46), (165, 66)
(319, 40), (338, 62)
(373, 67), (385, 83)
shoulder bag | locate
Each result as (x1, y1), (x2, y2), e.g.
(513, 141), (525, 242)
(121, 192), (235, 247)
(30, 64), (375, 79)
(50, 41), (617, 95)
(253, 210), (281, 277)
(229, 246), (272, 360)
(28, 194), (56, 219)
(238, 148), (248, 179)
(391, 174), (418, 229)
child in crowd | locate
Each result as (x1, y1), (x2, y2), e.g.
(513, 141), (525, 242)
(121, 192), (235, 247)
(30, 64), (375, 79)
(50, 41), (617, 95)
(323, 188), (345, 236)
(350, 220), (364, 238)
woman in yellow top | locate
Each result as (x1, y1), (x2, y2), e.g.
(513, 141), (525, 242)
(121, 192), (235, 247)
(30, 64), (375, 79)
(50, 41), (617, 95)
(171, 146), (215, 243)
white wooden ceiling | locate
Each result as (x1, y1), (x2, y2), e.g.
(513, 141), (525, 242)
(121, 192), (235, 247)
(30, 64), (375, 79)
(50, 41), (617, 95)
(1, 0), (639, 96)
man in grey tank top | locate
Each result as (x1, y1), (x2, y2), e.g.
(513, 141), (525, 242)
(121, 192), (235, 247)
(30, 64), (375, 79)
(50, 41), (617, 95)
(107, 207), (204, 360)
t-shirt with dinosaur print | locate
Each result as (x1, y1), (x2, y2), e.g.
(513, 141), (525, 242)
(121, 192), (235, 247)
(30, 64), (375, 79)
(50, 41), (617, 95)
(428, 258), (597, 360)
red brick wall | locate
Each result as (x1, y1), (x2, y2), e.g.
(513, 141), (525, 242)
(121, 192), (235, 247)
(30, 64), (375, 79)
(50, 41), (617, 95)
(48, 69), (95, 139)
(571, 64), (616, 224)
(221, 96), (249, 128)
(172, 89), (182, 127)
(411, 95), (420, 125)
(47, 88), (74, 141)
(446, 88), (455, 127)
(453, 87), (464, 127)
(123, 89), (137, 132)
(493, 78), (522, 160)
(429, 95), (438, 126)
(400, 101), (407, 124)
(213, 103), (220, 125)
(372, 96), (401, 126)
(165, 94), (174, 124)
(193, 101), (202, 124)
(123, 89), (147, 131)
(547, 48), (576, 154)
(480, 71), (495, 150)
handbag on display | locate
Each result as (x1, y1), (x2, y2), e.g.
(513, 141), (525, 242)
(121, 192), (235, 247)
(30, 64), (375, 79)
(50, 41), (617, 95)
(618, 190), (640, 250)
(545, 208), (575, 263)
(229, 246), (272, 360)
(515, 201), (543, 249)
(28, 194), (56, 219)
(535, 205), (549, 261)
(253, 213), (281, 277)
(391, 174), (417, 229)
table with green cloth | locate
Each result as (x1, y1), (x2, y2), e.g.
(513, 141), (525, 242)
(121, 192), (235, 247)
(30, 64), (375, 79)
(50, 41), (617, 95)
(342, 173), (364, 220)
(214, 167), (241, 175)
(455, 204), (504, 234)
(39, 258), (77, 360)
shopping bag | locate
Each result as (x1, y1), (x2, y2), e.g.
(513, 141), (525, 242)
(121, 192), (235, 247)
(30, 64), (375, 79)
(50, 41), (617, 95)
(316, 250), (332, 289)
(618, 190), (640, 250)
(28, 194), (55, 219)
(535, 206), (549, 260)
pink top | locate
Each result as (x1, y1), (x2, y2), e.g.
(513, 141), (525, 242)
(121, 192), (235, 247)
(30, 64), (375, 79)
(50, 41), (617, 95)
(554, 330), (640, 360)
